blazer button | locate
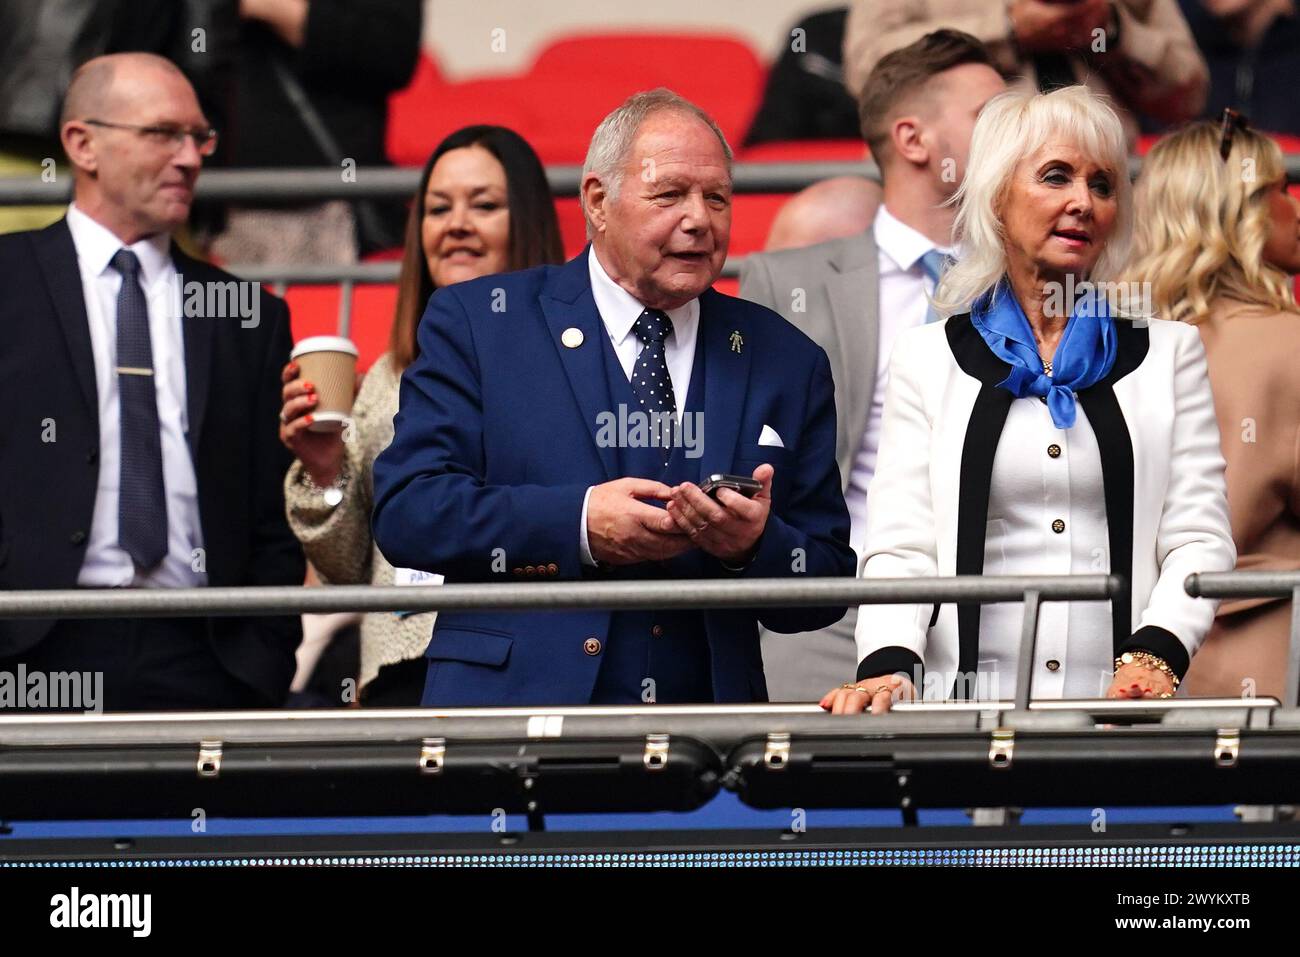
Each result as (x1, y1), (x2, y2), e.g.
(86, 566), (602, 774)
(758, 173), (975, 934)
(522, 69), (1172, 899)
(547, 563), (559, 576)
(583, 637), (602, 656)
(1046, 659), (1061, 672)
(525, 565), (537, 577)
(1047, 444), (1061, 459)
(512, 567), (523, 576)
(1051, 518), (1066, 534)
(651, 624), (664, 637)
(69, 530), (87, 545)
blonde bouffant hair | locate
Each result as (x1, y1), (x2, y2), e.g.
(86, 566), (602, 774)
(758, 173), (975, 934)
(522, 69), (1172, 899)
(1131, 122), (1299, 324)
(933, 85), (1132, 317)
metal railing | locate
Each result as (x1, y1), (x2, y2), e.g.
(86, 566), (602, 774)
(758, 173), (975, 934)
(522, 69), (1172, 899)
(1186, 571), (1300, 709)
(0, 162), (883, 205)
(7, 155), (1300, 206)
(0, 573), (1115, 619)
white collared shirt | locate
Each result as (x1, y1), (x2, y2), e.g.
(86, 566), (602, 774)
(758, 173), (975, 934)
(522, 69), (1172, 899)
(587, 246), (699, 420)
(66, 203), (207, 588)
(844, 205), (954, 558)
(579, 246), (702, 564)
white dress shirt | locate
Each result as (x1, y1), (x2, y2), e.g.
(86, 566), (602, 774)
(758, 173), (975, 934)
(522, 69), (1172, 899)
(66, 203), (207, 588)
(844, 205), (953, 558)
(579, 246), (700, 564)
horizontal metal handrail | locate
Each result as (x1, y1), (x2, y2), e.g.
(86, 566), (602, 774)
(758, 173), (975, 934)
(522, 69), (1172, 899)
(226, 256), (747, 284)
(0, 161), (879, 205)
(0, 574), (1118, 619)
(1186, 570), (1300, 709)
(8, 155), (1297, 206)
(1184, 570), (1300, 599)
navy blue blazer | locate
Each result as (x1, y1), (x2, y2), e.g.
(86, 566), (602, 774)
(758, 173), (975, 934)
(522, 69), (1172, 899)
(372, 249), (854, 705)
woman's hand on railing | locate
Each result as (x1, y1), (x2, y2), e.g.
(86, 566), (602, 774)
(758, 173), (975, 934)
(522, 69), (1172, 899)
(279, 360), (347, 487)
(819, 673), (916, 715)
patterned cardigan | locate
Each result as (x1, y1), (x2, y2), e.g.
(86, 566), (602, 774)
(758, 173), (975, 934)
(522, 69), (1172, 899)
(284, 352), (433, 690)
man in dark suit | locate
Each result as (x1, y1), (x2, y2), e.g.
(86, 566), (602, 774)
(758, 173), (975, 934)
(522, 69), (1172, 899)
(373, 89), (856, 707)
(0, 53), (304, 710)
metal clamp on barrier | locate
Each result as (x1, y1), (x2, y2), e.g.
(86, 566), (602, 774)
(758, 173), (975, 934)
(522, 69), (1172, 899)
(1215, 729), (1240, 768)
(419, 738), (446, 775)
(764, 733), (791, 770)
(643, 734), (670, 771)
(989, 730), (1015, 770)
(197, 740), (223, 779)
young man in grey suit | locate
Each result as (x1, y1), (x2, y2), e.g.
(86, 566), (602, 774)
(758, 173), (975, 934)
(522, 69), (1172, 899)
(739, 31), (1005, 700)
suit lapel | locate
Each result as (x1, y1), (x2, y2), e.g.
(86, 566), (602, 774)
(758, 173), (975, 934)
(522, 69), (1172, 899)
(34, 220), (98, 426)
(540, 254), (618, 481)
(1075, 320), (1148, 655)
(825, 232), (878, 484)
(172, 248), (215, 461)
(946, 314), (1015, 698)
(699, 289), (752, 482)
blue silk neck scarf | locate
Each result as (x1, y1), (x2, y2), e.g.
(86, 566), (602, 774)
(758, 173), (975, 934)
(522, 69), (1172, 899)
(968, 279), (1117, 429)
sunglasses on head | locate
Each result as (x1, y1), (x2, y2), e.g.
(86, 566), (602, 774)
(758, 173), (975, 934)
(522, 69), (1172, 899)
(1219, 108), (1250, 161)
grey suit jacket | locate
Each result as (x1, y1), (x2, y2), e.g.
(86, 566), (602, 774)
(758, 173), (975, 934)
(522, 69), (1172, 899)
(739, 230), (880, 492)
(739, 231), (880, 699)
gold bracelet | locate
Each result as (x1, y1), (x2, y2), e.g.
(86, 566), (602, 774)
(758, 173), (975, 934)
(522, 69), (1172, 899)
(1114, 650), (1180, 690)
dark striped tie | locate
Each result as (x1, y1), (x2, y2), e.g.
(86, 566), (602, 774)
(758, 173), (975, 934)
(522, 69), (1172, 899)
(630, 308), (677, 464)
(110, 249), (169, 571)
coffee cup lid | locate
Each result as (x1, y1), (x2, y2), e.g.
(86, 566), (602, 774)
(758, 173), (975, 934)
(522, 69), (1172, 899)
(291, 335), (359, 360)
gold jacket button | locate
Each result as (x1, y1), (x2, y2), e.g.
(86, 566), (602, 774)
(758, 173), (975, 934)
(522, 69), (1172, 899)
(1046, 659), (1061, 672)
(547, 562), (559, 575)
(1051, 518), (1066, 534)
(583, 637), (602, 656)
(1047, 444), (1061, 458)
(524, 565), (537, 576)
(651, 624), (664, 637)
(512, 567), (523, 576)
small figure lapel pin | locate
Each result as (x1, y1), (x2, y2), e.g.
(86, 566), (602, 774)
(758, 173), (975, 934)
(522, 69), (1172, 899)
(729, 330), (743, 354)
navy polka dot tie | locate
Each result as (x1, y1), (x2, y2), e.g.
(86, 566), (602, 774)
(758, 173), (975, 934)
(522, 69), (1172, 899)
(631, 308), (677, 463)
(111, 249), (169, 571)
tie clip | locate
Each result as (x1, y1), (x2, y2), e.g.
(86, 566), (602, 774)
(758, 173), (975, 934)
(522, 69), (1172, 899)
(115, 366), (154, 376)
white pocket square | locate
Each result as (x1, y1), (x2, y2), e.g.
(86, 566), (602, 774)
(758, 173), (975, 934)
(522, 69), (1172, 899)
(758, 424), (784, 448)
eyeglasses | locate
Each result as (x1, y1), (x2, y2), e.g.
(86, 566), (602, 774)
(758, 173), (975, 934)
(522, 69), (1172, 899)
(83, 119), (219, 157)
(1219, 108), (1250, 161)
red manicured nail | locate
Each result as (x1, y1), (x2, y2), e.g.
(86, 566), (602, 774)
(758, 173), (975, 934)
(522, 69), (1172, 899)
(302, 381), (314, 391)
(308, 392), (317, 403)
(304, 415), (314, 425)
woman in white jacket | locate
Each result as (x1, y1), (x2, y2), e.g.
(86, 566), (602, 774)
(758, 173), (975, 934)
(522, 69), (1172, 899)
(822, 86), (1236, 714)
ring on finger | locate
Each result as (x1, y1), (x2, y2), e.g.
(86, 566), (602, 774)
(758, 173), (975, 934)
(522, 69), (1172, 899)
(279, 412), (288, 424)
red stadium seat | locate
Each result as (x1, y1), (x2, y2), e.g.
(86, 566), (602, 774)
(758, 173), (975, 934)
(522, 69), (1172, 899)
(387, 34), (765, 167)
(286, 284), (397, 372)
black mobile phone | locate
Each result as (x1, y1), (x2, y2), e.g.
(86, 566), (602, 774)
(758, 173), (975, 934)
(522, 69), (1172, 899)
(698, 473), (763, 500)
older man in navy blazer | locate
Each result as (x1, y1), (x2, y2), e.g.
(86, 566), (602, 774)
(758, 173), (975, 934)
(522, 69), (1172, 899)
(373, 89), (854, 707)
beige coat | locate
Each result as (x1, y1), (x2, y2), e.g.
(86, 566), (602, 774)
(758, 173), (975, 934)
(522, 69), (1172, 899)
(1182, 300), (1300, 699)
(843, 0), (1208, 145)
(285, 352), (434, 690)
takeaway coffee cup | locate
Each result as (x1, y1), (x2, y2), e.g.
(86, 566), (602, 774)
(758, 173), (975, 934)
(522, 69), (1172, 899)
(290, 336), (358, 432)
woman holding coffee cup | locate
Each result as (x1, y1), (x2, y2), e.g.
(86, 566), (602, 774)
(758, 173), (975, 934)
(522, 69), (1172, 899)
(279, 126), (564, 705)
